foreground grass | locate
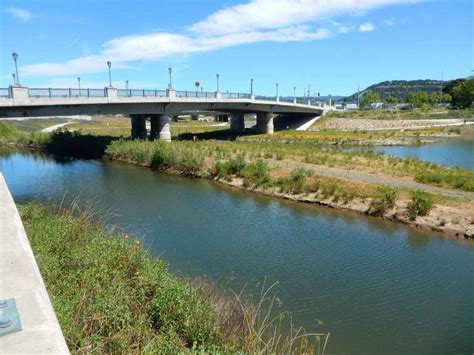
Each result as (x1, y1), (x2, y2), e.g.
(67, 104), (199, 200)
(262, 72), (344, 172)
(19, 202), (327, 353)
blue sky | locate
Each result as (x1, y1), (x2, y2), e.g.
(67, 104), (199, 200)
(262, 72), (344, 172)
(0, 0), (472, 96)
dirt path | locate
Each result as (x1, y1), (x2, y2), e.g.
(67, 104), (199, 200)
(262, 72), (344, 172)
(268, 159), (474, 200)
(41, 122), (73, 132)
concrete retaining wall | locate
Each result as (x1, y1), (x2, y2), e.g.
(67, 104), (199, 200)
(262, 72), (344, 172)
(0, 173), (69, 354)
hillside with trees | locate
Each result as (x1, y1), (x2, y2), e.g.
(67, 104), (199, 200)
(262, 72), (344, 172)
(346, 78), (473, 107)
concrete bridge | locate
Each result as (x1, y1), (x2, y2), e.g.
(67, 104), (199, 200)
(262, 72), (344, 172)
(0, 86), (332, 141)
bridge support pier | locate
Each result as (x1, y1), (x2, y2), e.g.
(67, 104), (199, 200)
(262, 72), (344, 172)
(150, 114), (171, 142)
(256, 113), (274, 134)
(230, 113), (245, 133)
(130, 114), (147, 139)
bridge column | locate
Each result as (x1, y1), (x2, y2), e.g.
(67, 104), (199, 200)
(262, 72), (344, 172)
(150, 114), (171, 142)
(230, 113), (245, 133)
(256, 112), (274, 134)
(130, 114), (147, 139)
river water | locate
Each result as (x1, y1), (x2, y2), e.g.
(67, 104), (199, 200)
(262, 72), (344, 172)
(1, 148), (473, 354)
(344, 136), (474, 169)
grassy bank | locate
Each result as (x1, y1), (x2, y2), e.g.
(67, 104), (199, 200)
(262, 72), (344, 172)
(19, 202), (327, 353)
(323, 107), (474, 120)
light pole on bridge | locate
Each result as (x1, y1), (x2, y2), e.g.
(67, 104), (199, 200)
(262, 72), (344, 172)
(12, 74), (16, 85)
(77, 77), (81, 94)
(216, 73), (220, 92)
(168, 67), (173, 89)
(293, 86), (296, 99)
(107, 61), (112, 87)
(275, 82), (279, 98)
(11, 52), (19, 86)
(250, 78), (254, 95)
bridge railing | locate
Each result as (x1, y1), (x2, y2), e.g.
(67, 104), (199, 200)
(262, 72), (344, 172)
(222, 92), (251, 99)
(254, 95), (276, 101)
(0, 88), (10, 97)
(118, 89), (167, 97)
(279, 97), (294, 103)
(28, 88), (107, 98)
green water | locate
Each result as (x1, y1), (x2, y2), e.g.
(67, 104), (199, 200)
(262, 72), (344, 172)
(1, 148), (473, 354)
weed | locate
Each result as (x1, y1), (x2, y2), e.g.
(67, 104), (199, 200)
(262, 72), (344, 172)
(407, 190), (434, 219)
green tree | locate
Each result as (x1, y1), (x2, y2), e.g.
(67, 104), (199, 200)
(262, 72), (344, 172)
(440, 93), (452, 103)
(385, 95), (398, 104)
(360, 91), (380, 107)
(450, 79), (474, 108)
(428, 93), (440, 104)
(406, 92), (429, 108)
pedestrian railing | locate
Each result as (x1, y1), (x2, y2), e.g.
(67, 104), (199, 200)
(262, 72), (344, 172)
(118, 89), (167, 97)
(279, 97), (294, 103)
(0, 87), (329, 110)
(28, 88), (106, 98)
(222, 92), (251, 99)
(254, 95), (276, 101)
(0, 88), (10, 97)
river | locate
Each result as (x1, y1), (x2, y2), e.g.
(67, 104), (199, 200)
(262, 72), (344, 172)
(343, 136), (474, 169)
(1, 148), (473, 354)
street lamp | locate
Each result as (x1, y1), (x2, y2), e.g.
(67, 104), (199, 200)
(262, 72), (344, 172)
(12, 52), (19, 86)
(216, 73), (220, 92)
(12, 74), (16, 85)
(250, 78), (254, 95)
(77, 77), (81, 94)
(125, 80), (129, 90)
(168, 67), (172, 89)
(275, 82), (279, 98)
(293, 86), (296, 99)
(107, 61), (112, 87)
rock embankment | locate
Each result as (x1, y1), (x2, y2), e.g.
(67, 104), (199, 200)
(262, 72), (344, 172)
(313, 118), (471, 131)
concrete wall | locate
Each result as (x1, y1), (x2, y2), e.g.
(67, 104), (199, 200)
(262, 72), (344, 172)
(0, 173), (69, 354)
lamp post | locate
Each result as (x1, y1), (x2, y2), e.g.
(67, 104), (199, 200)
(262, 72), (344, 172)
(12, 52), (19, 86)
(216, 73), (220, 92)
(125, 80), (129, 90)
(293, 86), (296, 99)
(107, 61), (112, 87)
(168, 67), (172, 89)
(250, 78), (254, 95)
(12, 74), (16, 85)
(275, 82), (279, 98)
(77, 77), (81, 94)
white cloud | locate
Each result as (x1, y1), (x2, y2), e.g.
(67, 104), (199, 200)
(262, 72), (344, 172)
(359, 22), (375, 32)
(191, 0), (410, 34)
(5, 7), (34, 22)
(384, 19), (394, 26)
(20, 0), (414, 78)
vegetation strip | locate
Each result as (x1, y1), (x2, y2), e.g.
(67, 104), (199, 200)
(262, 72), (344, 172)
(19, 202), (328, 353)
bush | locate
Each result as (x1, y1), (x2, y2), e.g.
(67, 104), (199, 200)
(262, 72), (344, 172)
(242, 160), (269, 187)
(407, 190), (434, 219)
(369, 185), (399, 216)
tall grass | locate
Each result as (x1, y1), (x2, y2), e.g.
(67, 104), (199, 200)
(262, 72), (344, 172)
(19, 202), (329, 354)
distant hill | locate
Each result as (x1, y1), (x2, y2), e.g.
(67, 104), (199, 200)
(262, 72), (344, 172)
(347, 80), (449, 102)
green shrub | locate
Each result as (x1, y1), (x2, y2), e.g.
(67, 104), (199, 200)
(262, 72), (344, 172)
(369, 185), (399, 216)
(242, 160), (269, 187)
(407, 190), (434, 219)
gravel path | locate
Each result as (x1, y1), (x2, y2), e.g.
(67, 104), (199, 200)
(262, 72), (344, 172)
(268, 159), (474, 200)
(41, 122), (73, 132)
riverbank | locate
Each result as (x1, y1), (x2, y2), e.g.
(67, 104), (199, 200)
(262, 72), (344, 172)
(18, 202), (327, 353)
(105, 140), (474, 239)
(1, 122), (473, 238)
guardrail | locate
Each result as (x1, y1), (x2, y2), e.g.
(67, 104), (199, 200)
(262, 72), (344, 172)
(0, 88), (9, 98)
(176, 90), (217, 98)
(118, 89), (167, 97)
(28, 88), (106, 98)
(0, 87), (328, 110)
(222, 92), (251, 99)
